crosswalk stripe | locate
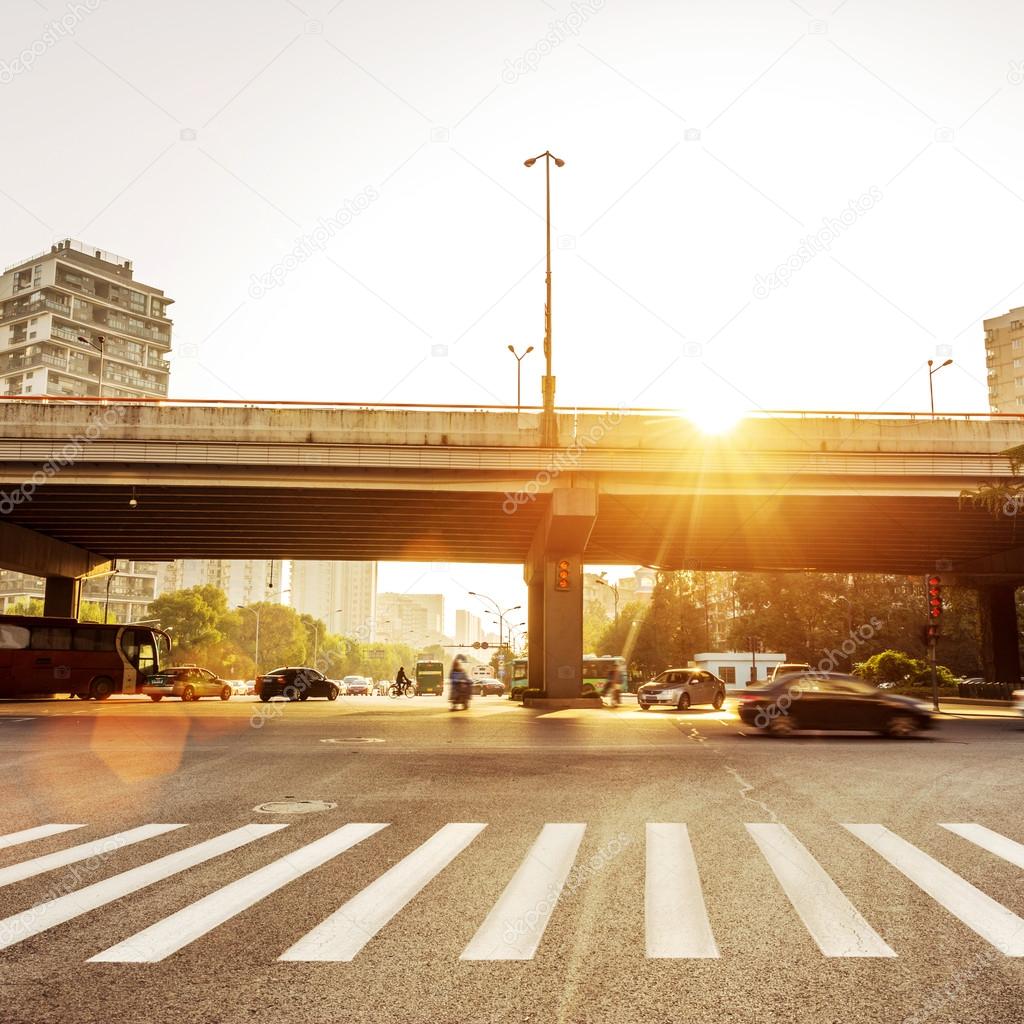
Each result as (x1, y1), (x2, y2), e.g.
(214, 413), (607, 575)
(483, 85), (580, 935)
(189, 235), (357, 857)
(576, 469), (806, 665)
(941, 824), (1024, 869)
(645, 823), (718, 958)
(280, 823), (485, 961)
(0, 824), (85, 850)
(0, 824), (186, 889)
(461, 823), (586, 961)
(845, 824), (1024, 956)
(748, 824), (896, 958)
(90, 824), (387, 962)
(0, 824), (286, 952)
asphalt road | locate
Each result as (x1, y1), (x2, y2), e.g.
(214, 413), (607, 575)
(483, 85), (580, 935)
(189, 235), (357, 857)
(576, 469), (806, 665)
(0, 693), (1022, 1024)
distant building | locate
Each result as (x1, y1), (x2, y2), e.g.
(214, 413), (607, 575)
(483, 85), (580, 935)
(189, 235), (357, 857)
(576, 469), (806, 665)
(455, 609), (483, 645)
(376, 593), (445, 647)
(0, 239), (173, 618)
(290, 561), (377, 637)
(984, 307), (1024, 412)
(156, 559), (285, 609)
(692, 651), (787, 687)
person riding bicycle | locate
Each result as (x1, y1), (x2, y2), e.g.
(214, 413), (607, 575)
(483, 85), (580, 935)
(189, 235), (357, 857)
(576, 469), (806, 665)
(394, 665), (413, 695)
(602, 663), (623, 707)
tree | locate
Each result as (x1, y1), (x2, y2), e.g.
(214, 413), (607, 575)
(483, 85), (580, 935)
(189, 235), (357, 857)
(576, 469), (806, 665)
(5, 597), (106, 622)
(854, 649), (957, 688)
(148, 585), (229, 653)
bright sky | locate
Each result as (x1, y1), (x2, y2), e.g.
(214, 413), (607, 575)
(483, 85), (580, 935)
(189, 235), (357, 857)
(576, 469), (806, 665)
(5, 0), (1024, 618)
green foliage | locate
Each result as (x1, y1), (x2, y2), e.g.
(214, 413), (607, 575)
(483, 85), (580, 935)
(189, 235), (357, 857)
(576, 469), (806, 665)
(149, 585), (229, 651)
(854, 649), (957, 687)
(6, 597), (117, 623)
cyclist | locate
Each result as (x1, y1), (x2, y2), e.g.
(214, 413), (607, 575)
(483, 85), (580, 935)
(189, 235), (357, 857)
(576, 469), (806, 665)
(602, 663), (623, 708)
(394, 665), (413, 697)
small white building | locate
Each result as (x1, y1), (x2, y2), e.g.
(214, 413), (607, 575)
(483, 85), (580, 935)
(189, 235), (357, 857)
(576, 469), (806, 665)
(692, 651), (787, 687)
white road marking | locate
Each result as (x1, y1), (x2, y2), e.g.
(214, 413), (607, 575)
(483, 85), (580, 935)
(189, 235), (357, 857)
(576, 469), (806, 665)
(280, 823), (485, 961)
(0, 824), (186, 888)
(645, 823), (719, 958)
(845, 824), (1024, 956)
(941, 824), (1024, 869)
(0, 718), (35, 725)
(0, 824), (85, 850)
(91, 823), (387, 962)
(0, 824), (285, 951)
(748, 823), (896, 958)
(461, 823), (586, 961)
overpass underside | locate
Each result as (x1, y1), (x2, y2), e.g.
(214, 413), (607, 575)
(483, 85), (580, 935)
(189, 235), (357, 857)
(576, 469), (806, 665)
(0, 483), (1020, 577)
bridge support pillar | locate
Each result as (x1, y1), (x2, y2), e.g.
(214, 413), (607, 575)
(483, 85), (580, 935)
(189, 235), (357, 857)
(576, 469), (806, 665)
(976, 584), (1021, 684)
(43, 576), (82, 619)
(523, 488), (597, 702)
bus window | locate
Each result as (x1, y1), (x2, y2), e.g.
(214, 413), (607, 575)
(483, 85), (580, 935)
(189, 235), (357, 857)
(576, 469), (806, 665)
(30, 627), (71, 650)
(122, 630), (156, 676)
(0, 625), (29, 649)
(73, 627), (116, 652)
(155, 632), (171, 669)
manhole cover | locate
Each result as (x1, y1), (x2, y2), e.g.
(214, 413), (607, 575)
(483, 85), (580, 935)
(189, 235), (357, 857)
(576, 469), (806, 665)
(253, 800), (337, 814)
(319, 737), (385, 744)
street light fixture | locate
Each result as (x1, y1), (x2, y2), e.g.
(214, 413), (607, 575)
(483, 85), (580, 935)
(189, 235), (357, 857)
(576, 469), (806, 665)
(469, 591), (521, 651)
(927, 358), (953, 416)
(524, 150), (564, 446)
(595, 573), (620, 626)
(236, 605), (262, 677)
(507, 344), (534, 411)
(78, 335), (105, 398)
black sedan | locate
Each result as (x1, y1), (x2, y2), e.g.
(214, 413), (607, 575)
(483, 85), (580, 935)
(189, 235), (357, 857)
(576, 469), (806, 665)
(736, 672), (935, 737)
(255, 667), (340, 702)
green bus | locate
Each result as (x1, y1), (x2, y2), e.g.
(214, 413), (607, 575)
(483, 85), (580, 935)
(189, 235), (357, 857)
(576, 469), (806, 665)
(415, 659), (444, 695)
(510, 655), (629, 694)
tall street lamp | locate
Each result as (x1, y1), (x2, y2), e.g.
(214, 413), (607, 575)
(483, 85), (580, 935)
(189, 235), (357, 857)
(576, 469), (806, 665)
(78, 335), (105, 397)
(469, 591), (521, 651)
(595, 573), (620, 627)
(236, 605), (261, 677)
(927, 358), (952, 416)
(524, 150), (564, 446)
(507, 344), (534, 410)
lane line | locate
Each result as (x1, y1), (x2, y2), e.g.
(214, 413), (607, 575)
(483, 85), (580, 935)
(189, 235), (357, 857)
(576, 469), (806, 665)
(280, 823), (485, 961)
(645, 823), (718, 958)
(0, 824), (186, 888)
(748, 823), (896, 958)
(0, 824), (85, 850)
(461, 823), (586, 961)
(91, 823), (387, 962)
(941, 824), (1024, 869)
(0, 824), (285, 951)
(845, 824), (1024, 956)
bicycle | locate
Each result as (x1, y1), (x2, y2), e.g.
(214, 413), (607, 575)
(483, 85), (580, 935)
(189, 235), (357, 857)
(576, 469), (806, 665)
(388, 681), (416, 699)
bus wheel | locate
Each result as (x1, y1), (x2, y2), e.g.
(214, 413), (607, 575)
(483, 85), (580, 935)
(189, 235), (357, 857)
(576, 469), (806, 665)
(149, 695), (163, 702)
(220, 687), (231, 701)
(91, 678), (114, 701)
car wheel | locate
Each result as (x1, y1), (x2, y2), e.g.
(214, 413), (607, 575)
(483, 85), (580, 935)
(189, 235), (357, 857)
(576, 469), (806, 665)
(220, 686), (231, 701)
(766, 715), (794, 736)
(885, 714), (918, 738)
(299, 693), (310, 701)
(260, 693), (271, 702)
(327, 685), (339, 701)
(712, 690), (725, 710)
(676, 693), (691, 711)
(639, 704), (650, 711)
(90, 677), (114, 701)
(181, 685), (196, 703)
(149, 694), (163, 702)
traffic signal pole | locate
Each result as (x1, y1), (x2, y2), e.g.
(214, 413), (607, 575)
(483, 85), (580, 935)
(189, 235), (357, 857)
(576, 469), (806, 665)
(929, 634), (939, 712)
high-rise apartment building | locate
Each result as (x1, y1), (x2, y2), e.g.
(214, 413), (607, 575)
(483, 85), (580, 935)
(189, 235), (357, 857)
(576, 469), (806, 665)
(455, 609), (483, 644)
(984, 307), (1024, 412)
(0, 239), (172, 397)
(290, 561), (377, 637)
(376, 593), (445, 647)
(155, 560), (285, 609)
(0, 240), (174, 619)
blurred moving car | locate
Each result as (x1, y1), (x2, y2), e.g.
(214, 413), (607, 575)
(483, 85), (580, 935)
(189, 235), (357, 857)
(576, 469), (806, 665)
(737, 671), (935, 737)
(228, 680), (249, 696)
(255, 667), (340, 702)
(141, 666), (232, 703)
(638, 669), (726, 711)
(478, 679), (505, 696)
(345, 677), (371, 696)
(1013, 688), (1024, 718)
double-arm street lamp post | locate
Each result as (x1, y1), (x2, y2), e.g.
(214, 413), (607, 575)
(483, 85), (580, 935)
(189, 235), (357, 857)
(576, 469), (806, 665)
(507, 344), (534, 410)
(524, 151), (564, 446)
(469, 591), (521, 652)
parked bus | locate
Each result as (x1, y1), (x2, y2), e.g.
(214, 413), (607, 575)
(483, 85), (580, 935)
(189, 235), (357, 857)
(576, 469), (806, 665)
(510, 655), (630, 693)
(0, 615), (172, 700)
(415, 659), (444, 695)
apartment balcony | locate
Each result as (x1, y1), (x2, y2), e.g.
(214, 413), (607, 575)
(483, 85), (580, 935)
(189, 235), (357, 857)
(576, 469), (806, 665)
(0, 296), (71, 324)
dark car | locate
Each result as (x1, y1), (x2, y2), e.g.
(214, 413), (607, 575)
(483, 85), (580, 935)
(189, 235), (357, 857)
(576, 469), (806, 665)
(140, 666), (232, 703)
(478, 679), (504, 696)
(255, 667), (340, 702)
(736, 671), (935, 737)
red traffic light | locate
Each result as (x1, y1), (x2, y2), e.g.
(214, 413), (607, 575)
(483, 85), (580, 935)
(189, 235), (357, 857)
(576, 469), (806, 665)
(926, 575), (942, 618)
(555, 558), (571, 591)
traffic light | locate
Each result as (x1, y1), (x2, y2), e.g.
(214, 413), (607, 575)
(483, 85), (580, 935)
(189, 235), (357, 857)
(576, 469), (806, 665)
(927, 575), (942, 620)
(555, 558), (571, 591)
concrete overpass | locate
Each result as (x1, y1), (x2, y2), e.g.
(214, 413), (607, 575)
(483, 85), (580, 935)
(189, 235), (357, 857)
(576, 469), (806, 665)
(2, 398), (1023, 693)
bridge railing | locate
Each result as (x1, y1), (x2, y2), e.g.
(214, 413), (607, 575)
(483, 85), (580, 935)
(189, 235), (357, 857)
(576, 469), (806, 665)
(0, 395), (1019, 422)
